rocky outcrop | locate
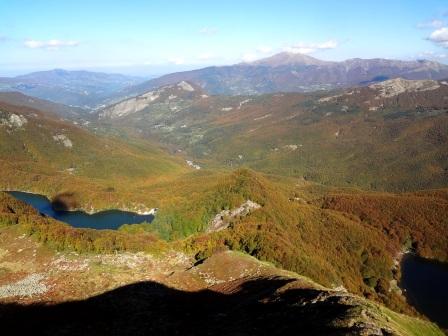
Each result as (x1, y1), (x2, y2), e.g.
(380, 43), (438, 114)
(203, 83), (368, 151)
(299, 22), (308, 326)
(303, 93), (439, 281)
(0, 274), (48, 298)
(99, 81), (201, 119)
(0, 112), (28, 130)
(208, 200), (261, 232)
(52, 134), (73, 148)
(369, 78), (441, 98)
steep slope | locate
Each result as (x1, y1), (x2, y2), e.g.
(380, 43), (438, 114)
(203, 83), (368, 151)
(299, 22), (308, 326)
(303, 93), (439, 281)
(98, 79), (448, 192)
(0, 91), (89, 121)
(0, 96), (188, 210)
(0, 69), (145, 108)
(99, 80), (205, 120)
(0, 194), (443, 335)
(108, 168), (446, 318)
(119, 53), (448, 96)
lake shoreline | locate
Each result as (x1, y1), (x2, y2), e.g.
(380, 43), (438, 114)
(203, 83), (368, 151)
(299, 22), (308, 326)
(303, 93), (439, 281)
(6, 190), (155, 230)
(3, 189), (157, 216)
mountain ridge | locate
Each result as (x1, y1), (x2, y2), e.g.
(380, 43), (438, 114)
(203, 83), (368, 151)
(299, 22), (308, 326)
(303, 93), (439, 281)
(0, 69), (147, 108)
(118, 53), (448, 97)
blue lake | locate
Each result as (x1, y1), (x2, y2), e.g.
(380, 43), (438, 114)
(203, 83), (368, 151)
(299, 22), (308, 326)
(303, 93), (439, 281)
(7, 191), (154, 230)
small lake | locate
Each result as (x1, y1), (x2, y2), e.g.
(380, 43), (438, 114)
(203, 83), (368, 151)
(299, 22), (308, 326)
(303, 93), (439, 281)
(7, 191), (154, 230)
(400, 253), (448, 329)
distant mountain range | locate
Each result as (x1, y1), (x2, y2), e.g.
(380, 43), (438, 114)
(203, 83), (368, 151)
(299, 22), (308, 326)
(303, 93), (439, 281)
(120, 52), (448, 97)
(0, 69), (146, 108)
(1, 53), (448, 109)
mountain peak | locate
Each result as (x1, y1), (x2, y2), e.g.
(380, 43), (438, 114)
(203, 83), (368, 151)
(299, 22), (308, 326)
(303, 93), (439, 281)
(248, 52), (330, 67)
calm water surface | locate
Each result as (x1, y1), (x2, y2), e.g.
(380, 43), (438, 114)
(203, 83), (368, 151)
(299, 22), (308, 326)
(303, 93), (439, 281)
(7, 191), (154, 230)
(400, 253), (448, 329)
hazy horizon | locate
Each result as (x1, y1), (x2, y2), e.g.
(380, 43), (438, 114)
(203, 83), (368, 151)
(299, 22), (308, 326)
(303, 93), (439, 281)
(2, 0), (448, 77)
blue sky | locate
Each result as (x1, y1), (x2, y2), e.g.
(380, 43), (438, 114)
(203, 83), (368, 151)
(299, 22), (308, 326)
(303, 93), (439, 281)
(1, 0), (448, 76)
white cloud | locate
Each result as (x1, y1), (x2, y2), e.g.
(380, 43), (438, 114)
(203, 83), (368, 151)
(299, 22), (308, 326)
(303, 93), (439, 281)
(199, 27), (218, 35)
(284, 40), (338, 54)
(256, 46), (272, 54)
(239, 46), (274, 63)
(285, 46), (314, 54)
(197, 52), (215, 61)
(24, 39), (79, 50)
(428, 27), (448, 48)
(167, 57), (185, 65)
(417, 19), (444, 29)
(241, 53), (259, 62)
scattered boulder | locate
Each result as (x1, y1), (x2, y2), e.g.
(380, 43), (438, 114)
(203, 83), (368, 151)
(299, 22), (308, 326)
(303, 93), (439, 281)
(53, 134), (73, 148)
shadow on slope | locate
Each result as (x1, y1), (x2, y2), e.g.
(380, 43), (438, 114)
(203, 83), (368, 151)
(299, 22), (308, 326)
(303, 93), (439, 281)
(0, 277), (387, 336)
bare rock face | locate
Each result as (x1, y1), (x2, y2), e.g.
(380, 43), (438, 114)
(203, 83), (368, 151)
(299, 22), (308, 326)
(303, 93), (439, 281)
(0, 274), (48, 298)
(99, 90), (161, 119)
(369, 78), (441, 98)
(52, 134), (73, 148)
(208, 200), (261, 232)
(316, 77), (448, 113)
(0, 112), (28, 130)
(99, 81), (201, 119)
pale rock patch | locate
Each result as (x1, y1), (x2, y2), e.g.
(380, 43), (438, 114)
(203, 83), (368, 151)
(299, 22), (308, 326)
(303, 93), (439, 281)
(99, 90), (160, 119)
(238, 99), (252, 109)
(208, 200), (261, 232)
(186, 160), (201, 170)
(369, 78), (440, 98)
(254, 113), (271, 121)
(318, 94), (343, 103)
(51, 255), (89, 272)
(177, 81), (195, 92)
(53, 134), (73, 148)
(0, 113), (28, 129)
(0, 274), (48, 298)
(284, 144), (298, 151)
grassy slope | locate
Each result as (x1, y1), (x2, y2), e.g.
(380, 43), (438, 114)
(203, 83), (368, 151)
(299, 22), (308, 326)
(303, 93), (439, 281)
(0, 101), (188, 209)
(0, 196), (443, 335)
(3, 162), (443, 316)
